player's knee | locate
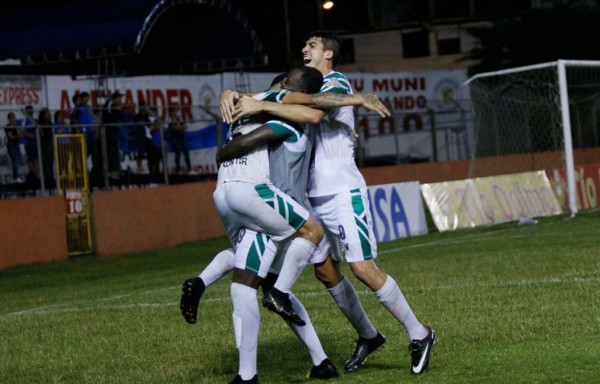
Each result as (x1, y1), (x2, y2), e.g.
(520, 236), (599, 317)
(299, 216), (324, 246)
(232, 268), (262, 289)
(349, 260), (385, 290)
(313, 259), (343, 288)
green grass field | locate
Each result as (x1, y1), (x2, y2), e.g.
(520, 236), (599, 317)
(1, 211), (599, 384)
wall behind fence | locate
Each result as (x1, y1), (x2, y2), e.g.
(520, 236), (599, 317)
(0, 196), (68, 269)
(2, 146), (600, 270)
(92, 182), (222, 256)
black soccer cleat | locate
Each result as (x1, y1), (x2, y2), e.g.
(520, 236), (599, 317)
(409, 326), (436, 375)
(308, 358), (339, 380)
(179, 277), (205, 324)
(228, 374), (259, 384)
(262, 288), (306, 326)
(344, 331), (386, 371)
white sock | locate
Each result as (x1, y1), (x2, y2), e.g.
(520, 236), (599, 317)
(288, 293), (328, 366)
(328, 277), (378, 339)
(199, 248), (234, 287)
(375, 275), (427, 341)
(231, 282), (259, 380)
(273, 237), (315, 293)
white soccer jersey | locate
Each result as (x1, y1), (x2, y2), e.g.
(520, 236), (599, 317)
(216, 91), (280, 186)
(307, 70), (367, 197)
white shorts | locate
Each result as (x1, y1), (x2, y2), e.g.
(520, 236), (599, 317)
(309, 188), (378, 264)
(234, 227), (278, 278)
(214, 181), (311, 245)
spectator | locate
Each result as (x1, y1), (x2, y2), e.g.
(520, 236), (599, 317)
(102, 91), (124, 178)
(133, 102), (150, 174)
(70, 93), (81, 125)
(78, 92), (102, 175)
(168, 106), (192, 175)
(147, 105), (164, 176)
(20, 105), (39, 180)
(4, 112), (23, 183)
(53, 110), (71, 135)
(37, 108), (54, 181)
(119, 103), (137, 171)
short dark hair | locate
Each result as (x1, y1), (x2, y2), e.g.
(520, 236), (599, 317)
(270, 73), (286, 87)
(307, 30), (343, 66)
(297, 66), (323, 94)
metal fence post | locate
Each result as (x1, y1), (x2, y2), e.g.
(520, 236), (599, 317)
(35, 125), (46, 194)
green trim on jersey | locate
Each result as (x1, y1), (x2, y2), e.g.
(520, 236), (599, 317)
(350, 188), (373, 260)
(321, 86), (348, 95)
(265, 120), (301, 143)
(262, 91), (279, 102)
(322, 71), (352, 95)
(254, 183), (307, 231)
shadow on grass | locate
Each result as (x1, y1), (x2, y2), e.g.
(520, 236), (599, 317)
(188, 331), (399, 383)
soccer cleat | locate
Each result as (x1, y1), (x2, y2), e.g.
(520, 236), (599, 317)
(308, 358), (339, 380)
(409, 326), (436, 375)
(179, 277), (205, 324)
(262, 288), (306, 326)
(228, 374), (259, 384)
(344, 332), (386, 371)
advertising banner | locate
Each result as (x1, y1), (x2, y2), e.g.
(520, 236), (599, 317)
(0, 75), (46, 183)
(0, 70), (469, 178)
(0, 75), (46, 111)
(421, 171), (563, 231)
(546, 164), (600, 212)
(367, 181), (428, 242)
(346, 70), (470, 161)
(45, 74), (225, 174)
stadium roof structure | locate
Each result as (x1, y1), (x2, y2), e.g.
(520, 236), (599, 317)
(0, 0), (268, 76)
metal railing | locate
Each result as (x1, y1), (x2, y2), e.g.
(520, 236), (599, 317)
(0, 102), (475, 199)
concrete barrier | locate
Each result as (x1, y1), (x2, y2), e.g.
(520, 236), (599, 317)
(92, 182), (223, 256)
(0, 195), (68, 269)
(2, 145), (600, 269)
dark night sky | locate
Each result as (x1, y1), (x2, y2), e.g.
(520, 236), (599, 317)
(232, 0), (371, 71)
(0, 0), (372, 74)
(0, 0), (538, 75)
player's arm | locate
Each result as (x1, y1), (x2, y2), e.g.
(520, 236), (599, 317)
(216, 126), (274, 163)
(232, 96), (325, 125)
(284, 92), (390, 117)
(220, 89), (260, 124)
(231, 92), (389, 125)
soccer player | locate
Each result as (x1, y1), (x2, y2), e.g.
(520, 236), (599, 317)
(226, 30), (436, 376)
(204, 66), (335, 384)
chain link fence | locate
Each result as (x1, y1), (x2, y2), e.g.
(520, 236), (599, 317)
(0, 101), (474, 199)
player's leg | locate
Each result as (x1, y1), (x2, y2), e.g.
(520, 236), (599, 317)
(261, 255), (339, 379)
(309, 217), (384, 372)
(339, 188), (434, 375)
(229, 229), (276, 384)
(268, 215), (323, 299)
(180, 247), (235, 324)
(230, 183), (322, 324)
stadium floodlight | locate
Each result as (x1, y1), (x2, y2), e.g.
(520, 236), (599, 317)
(322, 1), (334, 10)
(465, 60), (600, 216)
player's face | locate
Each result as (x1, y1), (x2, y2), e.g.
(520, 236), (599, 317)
(281, 68), (305, 93)
(302, 37), (327, 68)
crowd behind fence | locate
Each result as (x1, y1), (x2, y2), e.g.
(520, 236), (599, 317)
(0, 96), (475, 199)
(0, 97), (224, 197)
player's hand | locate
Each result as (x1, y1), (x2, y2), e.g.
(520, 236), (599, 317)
(231, 96), (263, 123)
(220, 89), (240, 124)
(361, 94), (390, 118)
